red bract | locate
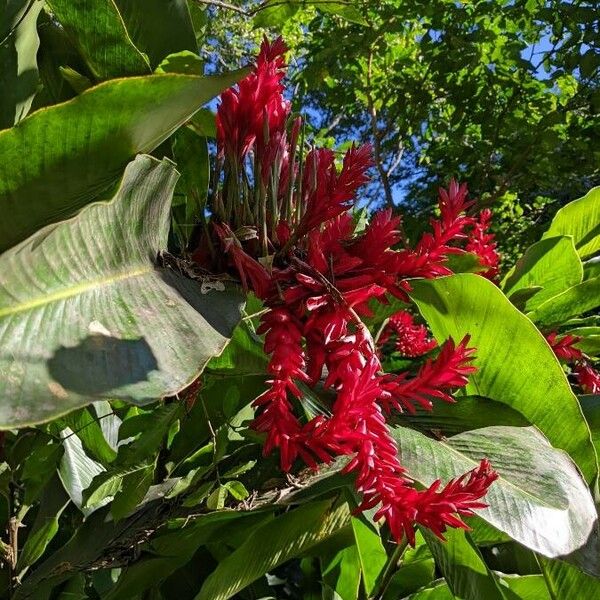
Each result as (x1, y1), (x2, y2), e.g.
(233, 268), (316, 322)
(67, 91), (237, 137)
(378, 310), (438, 357)
(216, 37), (288, 164)
(381, 337), (477, 413)
(214, 223), (272, 298)
(296, 145), (373, 238)
(576, 362), (600, 394)
(466, 209), (501, 279)
(546, 331), (584, 362)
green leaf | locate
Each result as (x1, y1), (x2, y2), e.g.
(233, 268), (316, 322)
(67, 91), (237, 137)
(565, 327), (600, 356)
(392, 425), (598, 561)
(21, 442), (64, 505)
(410, 274), (597, 482)
(0, 0), (44, 128)
(17, 478), (70, 570)
(45, 0), (151, 78)
(206, 320), (268, 375)
(402, 395), (528, 437)
(350, 516), (387, 595)
(253, 0), (299, 27)
(543, 187), (600, 259)
(312, 1), (368, 25)
(223, 480), (249, 501)
(222, 460), (256, 479)
(423, 528), (506, 600)
(579, 395), (600, 460)
(402, 580), (454, 599)
(83, 462), (149, 509)
(206, 485), (228, 510)
(382, 533), (435, 599)
(527, 276), (600, 326)
(0, 156), (244, 427)
(110, 463), (154, 520)
(85, 403), (181, 508)
(538, 556), (600, 599)
(321, 545), (361, 600)
(116, 404), (182, 466)
(501, 574), (551, 600)
(188, 108), (217, 138)
(58, 426), (107, 514)
(114, 0), (197, 68)
(156, 50), (203, 76)
(0, 68), (245, 252)
(171, 126), (209, 249)
(196, 499), (351, 600)
(502, 236), (583, 310)
(60, 407), (118, 465)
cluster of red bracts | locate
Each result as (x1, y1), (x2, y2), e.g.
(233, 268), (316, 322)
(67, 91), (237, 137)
(546, 332), (600, 394)
(202, 37), (501, 544)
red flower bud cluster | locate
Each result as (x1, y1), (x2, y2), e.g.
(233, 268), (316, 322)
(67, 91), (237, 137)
(199, 37), (499, 543)
(546, 331), (600, 394)
(378, 310), (438, 357)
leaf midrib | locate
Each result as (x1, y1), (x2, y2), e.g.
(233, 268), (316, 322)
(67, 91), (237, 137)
(0, 265), (152, 319)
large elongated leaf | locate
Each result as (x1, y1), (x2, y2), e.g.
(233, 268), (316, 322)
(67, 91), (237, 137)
(0, 155), (243, 427)
(538, 556), (600, 599)
(527, 276), (600, 326)
(196, 499), (351, 600)
(501, 236), (582, 310)
(410, 274), (597, 482)
(350, 516), (387, 595)
(0, 68), (245, 252)
(114, 0), (197, 68)
(0, 0), (44, 128)
(543, 187), (600, 259)
(393, 425), (597, 561)
(45, 0), (150, 79)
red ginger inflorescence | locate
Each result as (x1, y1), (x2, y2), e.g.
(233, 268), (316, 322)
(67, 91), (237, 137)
(199, 37), (500, 544)
(546, 331), (600, 394)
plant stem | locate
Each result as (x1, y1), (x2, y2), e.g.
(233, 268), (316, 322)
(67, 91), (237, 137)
(373, 534), (410, 599)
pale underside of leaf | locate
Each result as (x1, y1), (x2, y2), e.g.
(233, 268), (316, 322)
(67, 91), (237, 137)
(0, 155), (243, 427)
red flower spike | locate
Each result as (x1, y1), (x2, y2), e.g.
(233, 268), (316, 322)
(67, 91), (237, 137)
(466, 209), (501, 279)
(296, 145), (372, 237)
(204, 40), (499, 544)
(216, 36), (288, 164)
(378, 311), (438, 357)
(576, 362), (600, 394)
(438, 179), (474, 228)
(381, 336), (476, 414)
(382, 459), (498, 543)
(546, 331), (584, 362)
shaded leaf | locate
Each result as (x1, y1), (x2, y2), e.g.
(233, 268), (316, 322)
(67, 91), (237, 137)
(0, 0), (44, 128)
(196, 499), (351, 600)
(527, 276), (600, 327)
(115, 0), (197, 68)
(45, 0), (150, 78)
(423, 528), (506, 600)
(0, 68), (245, 252)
